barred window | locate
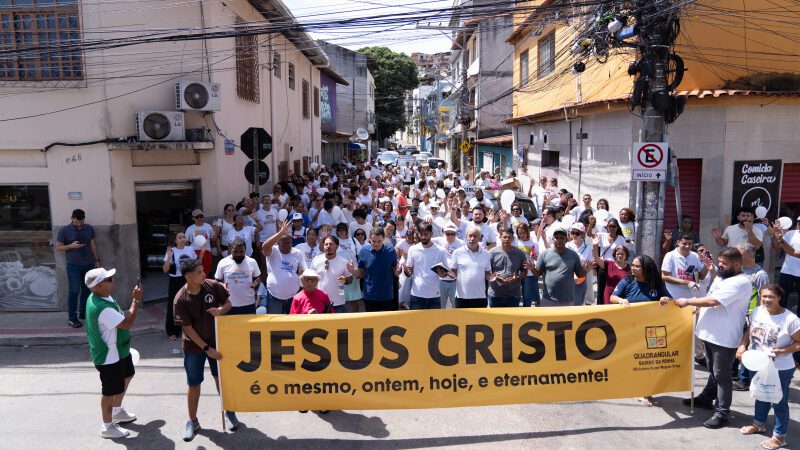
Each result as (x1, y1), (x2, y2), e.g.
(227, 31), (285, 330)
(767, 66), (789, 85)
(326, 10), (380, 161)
(272, 51), (280, 79)
(235, 17), (259, 103)
(519, 49), (529, 86)
(0, 0), (83, 83)
(288, 63), (295, 90)
(313, 86), (319, 117)
(302, 79), (309, 119)
(537, 32), (555, 78)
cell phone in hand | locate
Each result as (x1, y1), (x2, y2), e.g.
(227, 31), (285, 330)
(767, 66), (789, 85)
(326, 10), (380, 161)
(136, 277), (142, 289)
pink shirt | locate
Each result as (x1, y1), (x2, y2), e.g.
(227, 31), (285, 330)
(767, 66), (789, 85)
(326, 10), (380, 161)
(290, 289), (333, 315)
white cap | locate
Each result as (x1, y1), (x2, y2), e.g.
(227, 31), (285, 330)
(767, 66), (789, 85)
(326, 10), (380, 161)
(292, 213), (303, 221)
(444, 223), (458, 233)
(85, 267), (116, 289)
(301, 269), (320, 279)
(570, 223), (586, 233)
(429, 200), (441, 208)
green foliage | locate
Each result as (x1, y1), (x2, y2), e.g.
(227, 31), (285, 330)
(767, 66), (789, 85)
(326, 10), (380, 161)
(358, 46), (419, 140)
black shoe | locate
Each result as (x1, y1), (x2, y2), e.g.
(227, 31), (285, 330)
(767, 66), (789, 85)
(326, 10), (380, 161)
(67, 319), (83, 328)
(318, 410), (330, 414)
(298, 410), (308, 413)
(79, 313), (86, 320)
(732, 381), (749, 391)
(694, 357), (706, 367)
(703, 414), (729, 429)
(682, 397), (714, 409)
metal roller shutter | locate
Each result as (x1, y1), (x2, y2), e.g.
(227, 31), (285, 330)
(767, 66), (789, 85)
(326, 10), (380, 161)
(781, 163), (800, 203)
(664, 159), (703, 230)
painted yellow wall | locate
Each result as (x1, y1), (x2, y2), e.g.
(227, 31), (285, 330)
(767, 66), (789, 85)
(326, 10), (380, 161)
(511, 0), (800, 120)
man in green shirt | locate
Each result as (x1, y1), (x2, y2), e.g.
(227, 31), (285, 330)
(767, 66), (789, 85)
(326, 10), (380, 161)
(84, 267), (142, 439)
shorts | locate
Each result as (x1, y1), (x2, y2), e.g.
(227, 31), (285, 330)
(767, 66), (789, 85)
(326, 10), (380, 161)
(184, 351), (219, 387)
(95, 354), (135, 396)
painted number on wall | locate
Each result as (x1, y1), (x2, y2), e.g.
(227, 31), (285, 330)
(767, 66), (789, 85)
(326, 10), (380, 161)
(65, 154), (82, 164)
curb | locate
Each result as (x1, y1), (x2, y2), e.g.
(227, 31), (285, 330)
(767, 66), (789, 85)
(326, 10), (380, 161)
(0, 324), (163, 347)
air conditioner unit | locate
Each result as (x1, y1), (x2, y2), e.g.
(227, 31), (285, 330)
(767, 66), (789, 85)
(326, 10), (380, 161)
(136, 111), (185, 141)
(175, 80), (222, 111)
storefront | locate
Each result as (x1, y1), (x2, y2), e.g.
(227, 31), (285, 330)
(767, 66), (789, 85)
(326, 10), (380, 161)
(0, 184), (57, 311)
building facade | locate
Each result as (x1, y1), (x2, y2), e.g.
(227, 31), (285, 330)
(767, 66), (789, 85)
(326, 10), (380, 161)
(0, 0), (340, 311)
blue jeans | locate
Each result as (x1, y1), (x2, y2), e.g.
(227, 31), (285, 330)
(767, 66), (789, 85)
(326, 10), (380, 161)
(439, 280), (456, 309)
(573, 281), (588, 306)
(753, 367), (795, 438)
(184, 351), (218, 387)
(225, 304), (256, 315)
(488, 295), (520, 308)
(521, 276), (540, 307)
(67, 262), (94, 320)
(333, 304), (348, 313)
(263, 290), (292, 314)
(410, 295), (440, 310)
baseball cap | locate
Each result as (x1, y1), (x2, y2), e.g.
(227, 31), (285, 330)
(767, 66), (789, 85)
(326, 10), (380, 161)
(192, 209), (204, 217)
(292, 213), (303, 221)
(409, 206), (419, 214)
(551, 226), (568, 236)
(429, 200), (440, 209)
(570, 223), (586, 233)
(301, 269), (320, 279)
(444, 223), (458, 233)
(85, 267), (116, 289)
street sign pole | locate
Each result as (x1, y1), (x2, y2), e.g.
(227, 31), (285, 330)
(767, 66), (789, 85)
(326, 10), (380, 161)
(252, 128), (259, 194)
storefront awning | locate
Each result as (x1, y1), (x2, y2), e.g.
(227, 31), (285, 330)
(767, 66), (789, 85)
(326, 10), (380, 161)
(348, 142), (366, 150)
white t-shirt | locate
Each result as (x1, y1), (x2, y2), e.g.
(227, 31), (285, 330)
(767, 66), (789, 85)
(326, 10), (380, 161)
(357, 194), (372, 206)
(696, 273), (751, 348)
(432, 236), (464, 280)
(661, 249), (704, 299)
(220, 219), (234, 247)
(722, 224), (764, 248)
(311, 254), (351, 306)
(779, 229), (800, 276)
(597, 233), (627, 260)
(451, 245), (491, 299)
(336, 236), (359, 262)
(257, 207), (278, 242)
(407, 243), (448, 298)
(295, 242), (322, 269)
(227, 226), (256, 256)
(164, 246), (197, 278)
(97, 297), (125, 365)
(185, 223), (214, 248)
(265, 246), (306, 300)
(748, 306), (800, 370)
(457, 221), (497, 247)
(214, 256), (261, 307)
(349, 221), (372, 239)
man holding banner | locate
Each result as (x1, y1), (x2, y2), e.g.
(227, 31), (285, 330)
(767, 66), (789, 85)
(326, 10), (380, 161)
(663, 248), (751, 429)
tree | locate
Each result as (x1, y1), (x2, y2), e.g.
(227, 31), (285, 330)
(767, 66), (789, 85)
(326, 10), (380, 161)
(358, 46), (419, 142)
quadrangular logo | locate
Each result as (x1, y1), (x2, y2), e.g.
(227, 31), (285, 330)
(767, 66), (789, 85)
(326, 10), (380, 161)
(645, 326), (667, 349)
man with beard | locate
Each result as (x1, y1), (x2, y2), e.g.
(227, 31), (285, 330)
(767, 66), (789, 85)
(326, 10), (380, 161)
(404, 222), (449, 310)
(261, 222), (307, 314)
(450, 204), (497, 250)
(449, 225), (492, 308)
(711, 207), (763, 251)
(488, 227), (528, 307)
(663, 248), (751, 429)
(214, 239), (261, 315)
(311, 235), (352, 313)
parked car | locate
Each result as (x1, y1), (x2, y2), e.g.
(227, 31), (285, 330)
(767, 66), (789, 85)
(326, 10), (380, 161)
(377, 151), (399, 166)
(485, 190), (538, 223)
(426, 158), (446, 170)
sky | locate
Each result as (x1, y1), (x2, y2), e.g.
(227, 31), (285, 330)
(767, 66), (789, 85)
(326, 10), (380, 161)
(284, 0), (454, 55)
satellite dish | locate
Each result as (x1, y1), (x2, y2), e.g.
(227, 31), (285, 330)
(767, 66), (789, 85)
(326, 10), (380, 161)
(356, 128), (369, 140)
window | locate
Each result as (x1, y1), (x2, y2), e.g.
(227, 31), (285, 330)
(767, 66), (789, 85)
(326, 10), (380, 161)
(519, 50), (529, 86)
(541, 150), (559, 169)
(0, 0), (83, 83)
(288, 63), (295, 90)
(234, 17), (259, 103)
(272, 51), (281, 79)
(302, 79), (310, 118)
(537, 32), (555, 78)
(0, 184), (56, 310)
(313, 86), (319, 117)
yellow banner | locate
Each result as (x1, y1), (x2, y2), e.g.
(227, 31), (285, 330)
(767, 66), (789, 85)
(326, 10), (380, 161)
(217, 303), (692, 412)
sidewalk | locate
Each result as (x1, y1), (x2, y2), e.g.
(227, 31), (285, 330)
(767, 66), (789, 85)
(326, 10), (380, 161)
(0, 301), (167, 347)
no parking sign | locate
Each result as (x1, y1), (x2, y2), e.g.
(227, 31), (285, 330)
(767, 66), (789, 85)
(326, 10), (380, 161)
(631, 142), (668, 182)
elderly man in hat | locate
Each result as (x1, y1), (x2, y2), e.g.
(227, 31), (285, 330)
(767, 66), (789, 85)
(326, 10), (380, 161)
(433, 222), (464, 308)
(84, 267), (142, 439)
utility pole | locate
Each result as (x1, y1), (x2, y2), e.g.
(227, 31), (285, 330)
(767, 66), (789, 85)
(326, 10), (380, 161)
(459, 18), (469, 177)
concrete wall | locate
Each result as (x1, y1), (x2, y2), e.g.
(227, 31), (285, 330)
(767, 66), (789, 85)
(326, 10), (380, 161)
(476, 16), (513, 139)
(318, 42), (374, 136)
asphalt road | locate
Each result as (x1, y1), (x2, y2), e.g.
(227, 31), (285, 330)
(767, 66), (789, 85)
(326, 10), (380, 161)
(1, 332), (798, 449)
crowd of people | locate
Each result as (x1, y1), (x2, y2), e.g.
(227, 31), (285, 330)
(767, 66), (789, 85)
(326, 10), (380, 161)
(63, 157), (800, 446)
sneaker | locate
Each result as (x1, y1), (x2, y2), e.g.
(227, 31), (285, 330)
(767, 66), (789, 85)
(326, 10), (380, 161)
(682, 397), (714, 409)
(112, 407), (137, 424)
(703, 414), (729, 429)
(67, 319), (83, 328)
(183, 419), (200, 442)
(732, 381), (749, 391)
(224, 411), (240, 432)
(100, 423), (130, 439)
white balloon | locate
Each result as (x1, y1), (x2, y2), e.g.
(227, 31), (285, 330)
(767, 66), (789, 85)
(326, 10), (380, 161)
(594, 209), (609, 221)
(278, 209), (288, 221)
(309, 162), (319, 171)
(741, 349), (770, 372)
(256, 306), (267, 315)
(561, 215), (576, 226)
(364, 170), (372, 179)
(755, 206), (767, 219)
(500, 190), (516, 213)
(436, 189), (446, 199)
(130, 348), (140, 365)
(434, 216), (448, 229)
(778, 216), (793, 230)
(191, 235), (206, 249)
(468, 198), (479, 208)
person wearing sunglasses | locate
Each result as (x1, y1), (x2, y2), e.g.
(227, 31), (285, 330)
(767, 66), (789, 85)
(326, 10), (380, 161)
(84, 267), (143, 439)
(567, 223), (593, 306)
(595, 218), (627, 305)
(185, 209), (214, 276)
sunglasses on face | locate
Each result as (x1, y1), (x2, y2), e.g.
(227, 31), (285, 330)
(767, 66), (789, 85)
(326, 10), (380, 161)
(194, 215), (204, 219)
(570, 231), (582, 235)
